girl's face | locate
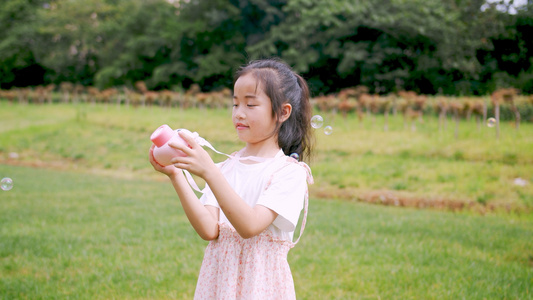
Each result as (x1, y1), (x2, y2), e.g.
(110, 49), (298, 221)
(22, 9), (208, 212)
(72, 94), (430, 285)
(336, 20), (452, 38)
(232, 73), (278, 149)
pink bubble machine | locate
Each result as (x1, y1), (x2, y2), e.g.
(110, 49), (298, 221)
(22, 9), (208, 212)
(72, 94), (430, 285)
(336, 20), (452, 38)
(150, 124), (194, 166)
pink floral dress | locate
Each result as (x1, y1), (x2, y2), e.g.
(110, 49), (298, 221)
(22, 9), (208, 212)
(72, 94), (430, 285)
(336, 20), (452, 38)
(194, 155), (312, 300)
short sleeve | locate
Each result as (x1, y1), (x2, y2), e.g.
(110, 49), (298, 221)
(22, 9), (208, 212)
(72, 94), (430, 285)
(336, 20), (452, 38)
(256, 163), (307, 232)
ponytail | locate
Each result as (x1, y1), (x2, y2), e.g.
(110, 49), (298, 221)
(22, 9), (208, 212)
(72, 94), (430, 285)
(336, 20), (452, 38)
(278, 74), (314, 162)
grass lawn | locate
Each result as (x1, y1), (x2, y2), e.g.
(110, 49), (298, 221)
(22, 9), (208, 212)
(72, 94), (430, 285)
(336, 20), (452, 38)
(1, 102), (532, 210)
(1, 102), (533, 298)
(1, 164), (532, 299)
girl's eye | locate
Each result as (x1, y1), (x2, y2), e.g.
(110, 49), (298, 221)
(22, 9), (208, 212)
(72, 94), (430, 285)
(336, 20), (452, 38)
(247, 104), (256, 107)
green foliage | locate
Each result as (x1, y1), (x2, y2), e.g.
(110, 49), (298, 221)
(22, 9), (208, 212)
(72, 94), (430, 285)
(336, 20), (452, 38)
(94, 0), (180, 88)
(93, 0), (246, 90)
(1, 0), (532, 95)
(0, 0), (46, 87)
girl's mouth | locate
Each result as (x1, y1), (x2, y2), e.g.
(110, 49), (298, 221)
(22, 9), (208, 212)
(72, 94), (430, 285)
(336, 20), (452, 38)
(235, 123), (248, 130)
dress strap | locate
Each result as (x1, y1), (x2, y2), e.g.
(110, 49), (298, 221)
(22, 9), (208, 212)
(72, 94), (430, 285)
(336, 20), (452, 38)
(288, 157), (313, 244)
(292, 185), (309, 244)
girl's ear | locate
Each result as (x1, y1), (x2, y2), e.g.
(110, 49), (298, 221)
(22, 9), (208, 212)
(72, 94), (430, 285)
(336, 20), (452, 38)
(279, 103), (292, 123)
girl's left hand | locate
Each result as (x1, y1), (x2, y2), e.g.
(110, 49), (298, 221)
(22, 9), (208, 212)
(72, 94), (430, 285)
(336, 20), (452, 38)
(169, 131), (217, 179)
(149, 144), (181, 177)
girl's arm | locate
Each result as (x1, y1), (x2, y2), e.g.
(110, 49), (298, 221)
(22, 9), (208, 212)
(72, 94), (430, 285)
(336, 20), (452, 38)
(170, 133), (278, 239)
(203, 169), (277, 239)
(149, 145), (219, 240)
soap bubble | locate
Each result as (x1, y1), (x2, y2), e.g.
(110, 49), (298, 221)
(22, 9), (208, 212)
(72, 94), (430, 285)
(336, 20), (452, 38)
(289, 153), (300, 161)
(1, 177), (13, 191)
(487, 117), (497, 128)
(311, 115), (324, 129)
(324, 126), (333, 135)
(513, 178), (528, 187)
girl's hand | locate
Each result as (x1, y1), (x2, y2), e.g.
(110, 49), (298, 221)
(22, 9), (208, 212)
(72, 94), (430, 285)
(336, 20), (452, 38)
(170, 131), (217, 179)
(149, 144), (180, 177)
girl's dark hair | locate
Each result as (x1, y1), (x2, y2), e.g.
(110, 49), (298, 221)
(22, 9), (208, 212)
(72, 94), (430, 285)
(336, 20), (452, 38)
(235, 58), (314, 162)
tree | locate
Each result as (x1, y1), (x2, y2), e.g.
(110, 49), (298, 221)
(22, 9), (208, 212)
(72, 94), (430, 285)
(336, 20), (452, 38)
(96, 0), (246, 91)
(93, 0), (177, 89)
(245, 0), (516, 95)
(0, 0), (46, 88)
(478, 2), (533, 93)
(33, 0), (123, 85)
(0, 0), (530, 96)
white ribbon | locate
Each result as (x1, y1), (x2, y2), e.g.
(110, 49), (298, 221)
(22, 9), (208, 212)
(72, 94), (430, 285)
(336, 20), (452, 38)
(179, 130), (279, 193)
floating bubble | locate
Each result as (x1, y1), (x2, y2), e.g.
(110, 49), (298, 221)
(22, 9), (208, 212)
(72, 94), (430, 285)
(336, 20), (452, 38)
(513, 178), (528, 187)
(311, 115), (324, 129)
(289, 153), (300, 161)
(324, 125), (333, 135)
(487, 117), (497, 128)
(1, 177), (13, 191)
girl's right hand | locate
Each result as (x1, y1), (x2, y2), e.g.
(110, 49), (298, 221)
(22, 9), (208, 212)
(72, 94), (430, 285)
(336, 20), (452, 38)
(149, 144), (180, 177)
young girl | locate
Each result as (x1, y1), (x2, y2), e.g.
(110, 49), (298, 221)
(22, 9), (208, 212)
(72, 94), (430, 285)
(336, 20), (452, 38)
(149, 58), (314, 299)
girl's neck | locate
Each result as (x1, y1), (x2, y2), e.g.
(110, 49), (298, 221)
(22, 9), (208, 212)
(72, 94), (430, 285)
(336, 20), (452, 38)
(241, 144), (281, 158)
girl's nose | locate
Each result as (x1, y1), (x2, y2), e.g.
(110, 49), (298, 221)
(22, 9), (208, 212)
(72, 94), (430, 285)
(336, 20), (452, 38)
(233, 107), (245, 120)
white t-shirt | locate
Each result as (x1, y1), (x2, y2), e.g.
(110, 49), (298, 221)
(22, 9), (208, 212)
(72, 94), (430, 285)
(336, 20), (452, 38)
(200, 150), (308, 241)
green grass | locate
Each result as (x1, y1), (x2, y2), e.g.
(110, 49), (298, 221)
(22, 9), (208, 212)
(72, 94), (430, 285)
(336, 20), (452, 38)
(0, 164), (202, 299)
(2, 102), (532, 209)
(1, 164), (532, 299)
(1, 101), (533, 298)
(312, 111), (533, 208)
